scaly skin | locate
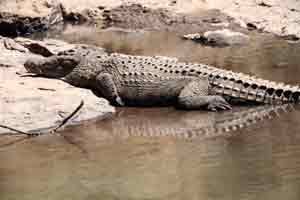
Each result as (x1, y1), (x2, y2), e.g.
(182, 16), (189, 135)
(24, 46), (300, 111)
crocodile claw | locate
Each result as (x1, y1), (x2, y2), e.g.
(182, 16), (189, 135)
(207, 96), (232, 111)
(115, 96), (125, 106)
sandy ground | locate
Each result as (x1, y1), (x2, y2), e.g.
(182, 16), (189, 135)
(0, 37), (114, 134)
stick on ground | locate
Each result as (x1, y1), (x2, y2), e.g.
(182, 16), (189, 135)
(0, 100), (84, 136)
(50, 100), (84, 134)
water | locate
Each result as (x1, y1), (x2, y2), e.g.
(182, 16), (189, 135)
(1, 26), (300, 199)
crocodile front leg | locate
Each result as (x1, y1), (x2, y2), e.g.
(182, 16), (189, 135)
(177, 79), (231, 111)
(95, 73), (124, 106)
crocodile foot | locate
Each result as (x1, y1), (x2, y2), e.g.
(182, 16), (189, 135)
(115, 96), (125, 106)
(207, 96), (232, 111)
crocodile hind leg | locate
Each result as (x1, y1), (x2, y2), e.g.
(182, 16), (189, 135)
(94, 73), (124, 106)
(177, 80), (231, 111)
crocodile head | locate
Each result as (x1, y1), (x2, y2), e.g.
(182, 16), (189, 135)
(24, 55), (80, 78)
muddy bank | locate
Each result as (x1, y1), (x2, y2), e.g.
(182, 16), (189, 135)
(0, 37), (114, 134)
(1, 0), (299, 39)
(57, 0), (300, 38)
(100, 4), (242, 35)
(0, 0), (223, 36)
(0, 1), (244, 36)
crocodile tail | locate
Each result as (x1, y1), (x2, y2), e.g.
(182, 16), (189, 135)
(208, 71), (300, 104)
(184, 103), (294, 140)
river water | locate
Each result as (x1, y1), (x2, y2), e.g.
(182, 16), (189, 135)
(1, 27), (300, 200)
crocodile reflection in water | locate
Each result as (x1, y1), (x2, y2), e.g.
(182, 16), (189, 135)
(67, 103), (294, 141)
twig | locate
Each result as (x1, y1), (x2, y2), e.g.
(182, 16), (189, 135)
(0, 125), (32, 135)
(50, 100), (84, 133)
(0, 100), (84, 137)
(37, 87), (56, 91)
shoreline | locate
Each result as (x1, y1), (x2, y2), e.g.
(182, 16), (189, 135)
(1, 0), (299, 133)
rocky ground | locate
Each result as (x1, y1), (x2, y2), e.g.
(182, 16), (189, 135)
(0, 0), (299, 133)
(1, 0), (299, 38)
(0, 37), (114, 134)
(206, 0), (300, 39)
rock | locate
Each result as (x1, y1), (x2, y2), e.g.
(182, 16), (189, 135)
(256, 0), (273, 7)
(278, 34), (300, 42)
(205, 0), (300, 38)
(14, 37), (77, 56)
(1, 0), (300, 39)
(0, 0), (63, 37)
(99, 4), (237, 34)
(0, 36), (115, 134)
(0, 1), (243, 35)
(61, 6), (105, 25)
(183, 29), (250, 47)
(3, 37), (28, 53)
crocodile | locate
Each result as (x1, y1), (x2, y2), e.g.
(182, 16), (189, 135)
(24, 46), (300, 111)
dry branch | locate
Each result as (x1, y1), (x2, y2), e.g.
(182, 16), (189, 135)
(50, 100), (84, 134)
(0, 100), (84, 137)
